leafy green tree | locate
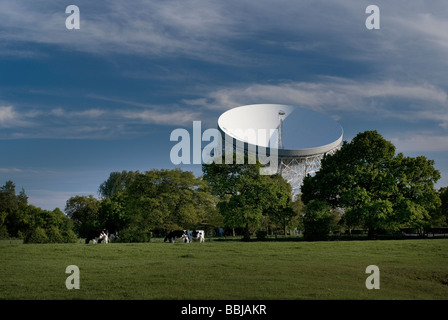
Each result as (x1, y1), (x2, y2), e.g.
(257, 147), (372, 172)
(391, 154), (441, 234)
(431, 187), (448, 227)
(203, 154), (294, 241)
(0, 181), (18, 213)
(0, 180), (77, 242)
(302, 200), (339, 241)
(98, 170), (137, 199)
(263, 174), (297, 235)
(302, 130), (441, 239)
(1, 181), (23, 237)
(98, 192), (129, 233)
(65, 195), (101, 238)
(113, 169), (217, 239)
(440, 187), (448, 225)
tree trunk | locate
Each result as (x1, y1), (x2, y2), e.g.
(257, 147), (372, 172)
(242, 222), (250, 242)
(367, 228), (376, 240)
(283, 219), (287, 237)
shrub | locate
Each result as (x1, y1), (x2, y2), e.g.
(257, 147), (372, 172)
(0, 225), (9, 239)
(118, 227), (151, 243)
(61, 229), (78, 243)
(46, 226), (64, 243)
(24, 227), (49, 244)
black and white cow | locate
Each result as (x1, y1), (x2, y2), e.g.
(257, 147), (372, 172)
(164, 230), (188, 243)
(85, 229), (110, 244)
(186, 230), (205, 243)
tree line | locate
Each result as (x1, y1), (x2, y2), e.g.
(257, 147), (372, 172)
(1, 131), (447, 243)
(0, 181), (77, 243)
(65, 166), (297, 242)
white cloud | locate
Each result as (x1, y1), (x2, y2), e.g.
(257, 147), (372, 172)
(204, 78), (448, 113)
(0, 0), (241, 63)
(397, 13), (448, 53)
(0, 168), (23, 173)
(0, 105), (33, 128)
(121, 109), (201, 126)
(390, 133), (448, 153)
(0, 106), (18, 126)
(72, 109), (105, 118)
(50, 108), (104, 118)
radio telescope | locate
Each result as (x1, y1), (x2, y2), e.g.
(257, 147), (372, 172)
(217, 104), (343, 195)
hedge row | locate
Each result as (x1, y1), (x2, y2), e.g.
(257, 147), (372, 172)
(24, 227), (78, 244)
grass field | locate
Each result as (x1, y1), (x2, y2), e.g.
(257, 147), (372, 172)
(1, 238), (447, 300)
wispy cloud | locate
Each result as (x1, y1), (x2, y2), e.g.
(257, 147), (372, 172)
(50, 108), (105, 118)
(0, 106), (34, 128)
(0, 0), (241, 63)
(120, 109), (201, 126)
(0, 99), (204, 139)
(396, 13), (448, 53)
(0, 167), (23, 173)
(390, 132), (448, 153)
(203, 78), (447, 112)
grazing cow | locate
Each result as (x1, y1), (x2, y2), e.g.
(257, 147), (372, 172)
(98, 231), (109, 244)
(186, 230), (205, 243)
(164, 230), (187, 243)
(85, 229), (110, 244)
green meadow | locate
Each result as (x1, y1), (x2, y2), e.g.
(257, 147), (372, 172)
(1, 238), (447, 300)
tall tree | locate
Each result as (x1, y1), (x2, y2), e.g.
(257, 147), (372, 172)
(203, 154), (293, 241)
(122, 169), (216, 238)
(439, 187), (448, 225)
(302, 200), (339, 241)
(65, 195), (101, 238)
(301, 130), (441, 239)
(1, 181), (30, 237)
(98, 171), (137, 199)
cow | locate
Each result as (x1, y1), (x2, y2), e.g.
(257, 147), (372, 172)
(85, 229), (110, 244)
(186, 230), (205, 243)
(98, 231), (109, 244)
(164, 230), (187, 243)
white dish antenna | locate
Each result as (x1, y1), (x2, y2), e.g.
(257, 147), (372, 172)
(217, 104), (343, 194)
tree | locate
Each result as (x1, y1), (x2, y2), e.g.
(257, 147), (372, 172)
(0, 180), (77, 242)
(391, 154), (441, 234)
(65, 195), (101, 238)
(440, 187), (448, 225)
(302, 130), (441, 239)
(262, 174), (297, 235)
(99, 169), (218, 241)
(1, 181), (32, 237)
(432, 187), (448, 227)
(98, 192), (129, 233)
(302, 200), (339, 241)
(203, 154), (294, 241)
(98, 171), (136, 199)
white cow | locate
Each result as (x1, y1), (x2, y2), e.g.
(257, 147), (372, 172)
(186, 230), (205, 243)
(98, 231), (109, 244)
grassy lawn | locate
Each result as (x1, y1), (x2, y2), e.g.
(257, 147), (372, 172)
(0, 238), (447, 300)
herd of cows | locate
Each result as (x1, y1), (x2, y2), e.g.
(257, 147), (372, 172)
(85, 229), (205, 244)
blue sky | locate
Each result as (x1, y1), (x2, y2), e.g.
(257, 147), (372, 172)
(1, 0), (447, 211)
